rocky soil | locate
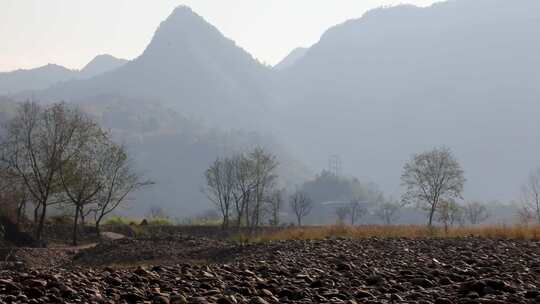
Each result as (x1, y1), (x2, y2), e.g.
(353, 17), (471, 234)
(0, 237), (539, 303)
(72, 236), (237, 266)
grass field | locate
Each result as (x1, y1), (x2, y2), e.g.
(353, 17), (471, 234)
(246, 224), (540, 242)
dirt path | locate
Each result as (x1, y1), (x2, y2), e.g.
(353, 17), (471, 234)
(46, 231), (127, 251)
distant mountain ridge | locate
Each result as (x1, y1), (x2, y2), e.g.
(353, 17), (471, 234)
(0, 64), (75, 95)
(0, 54), (127, 95)
(3, 0), (540, 215)
(274, 0), (540, 202)
(79, 54), (128, 79)
(27, 6), (271, 130)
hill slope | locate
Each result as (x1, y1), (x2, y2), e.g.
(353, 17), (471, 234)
(0, 55), (127, 95)
(79, 54), (128, 79)
(274, 47), (308, 70)
(0, 64), (76, 95)
(274, 0), (540, 201)
(33, 6), (271, 130)
(5, 0), (540, 212)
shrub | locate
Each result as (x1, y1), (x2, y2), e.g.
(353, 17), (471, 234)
(104, 215), (140, 226)
(147, 217), (172, 226)
(48, 214), (73, 225)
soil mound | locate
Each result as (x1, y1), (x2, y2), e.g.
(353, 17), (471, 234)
(73, 235), (236, 266)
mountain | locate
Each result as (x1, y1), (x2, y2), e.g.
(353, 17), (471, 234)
(274, 0), (540, 202)
(79, 54), (128, 79)
(274, 47), (308, 70)
(0, 96), (309, 217)
(0, 64), (76, 95)
(3, 6), (304, 218)
(83, 97), (309, 217)
(32, 6), (271, 130)
(0, 55), (127, 96)
(5, 0), (540, 216)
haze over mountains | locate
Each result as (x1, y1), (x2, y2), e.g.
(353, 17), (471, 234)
(274, 47), (308, 70)
(1, 0), (539, 217)
(274, 0), (540, 201)
(22, 6), (271, 131)
(0, 55), (127, 95)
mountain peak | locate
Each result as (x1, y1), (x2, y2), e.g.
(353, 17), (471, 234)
(80, 54), (127, 78)
(158, 5), (211, 33)
(170, 5), (196, 17)
(141, 5), (225, 60)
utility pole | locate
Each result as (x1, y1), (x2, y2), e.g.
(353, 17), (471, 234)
(328, 155), (342, 177)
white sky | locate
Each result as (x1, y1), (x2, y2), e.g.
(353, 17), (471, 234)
(0, 0), (438, 72)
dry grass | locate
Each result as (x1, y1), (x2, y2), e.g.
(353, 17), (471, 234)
(251, 224), (540, 242)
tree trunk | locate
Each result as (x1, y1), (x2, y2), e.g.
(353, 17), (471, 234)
(79, 207), (86, 234)
(33, 203), (40, 225)
(235, 203), (244, 230)
(428, 204), (436, 227)
(35, 202), (47, 243)
(222, 213), (229, 230)
(273, 209), (279, 227)
(245, 202), (250, 228)
(95, 218), (102, 237)
(223, 206), (229, 229)
(72, 205), (80, 246)
(16, 200), (26, 229)
(79, 208), (85, 225)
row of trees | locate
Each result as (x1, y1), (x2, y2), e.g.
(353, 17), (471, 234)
(205, 148), (328, 228)
(401, 146), (539, 227)
(204, 148), (281, 231)
(335, 199), (401, 225)
(0, 102), (151, 245)
(435, 200), (490, 232)
(204, 146), (494, 228)
(331, 197), (489, 228)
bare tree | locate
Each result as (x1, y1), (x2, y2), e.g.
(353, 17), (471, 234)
(221, 148), (279, 231)
(348, 199), (368, 225)
(247, 147), (278, 231)
(463, 201), (490, 225)
(520, 168), (540, 224)
(375, 200), (401, 225)
(204, 157), (235, 229)
(290, 191), (312, 226)
(0, 102), (97, 241)
(437, 199), (463, 233)
(401, 147), (465, 227)
(231, 154), (255, 229)
(335, 206), (349, 224)
(58, 120), (109, 245)
(92, 144), (152, 237)
(268, 189), (283, 226)
(517, 205), (536, 224)
(448, 201), (464, 226)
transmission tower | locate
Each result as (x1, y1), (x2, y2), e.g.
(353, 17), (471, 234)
(328, 155), (342, 177)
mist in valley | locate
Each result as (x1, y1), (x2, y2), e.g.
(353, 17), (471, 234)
(2, 2), (540, 303)
(1, 0), (540, 228)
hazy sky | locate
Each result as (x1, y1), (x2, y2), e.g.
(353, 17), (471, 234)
(0, 0), (438, 72)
